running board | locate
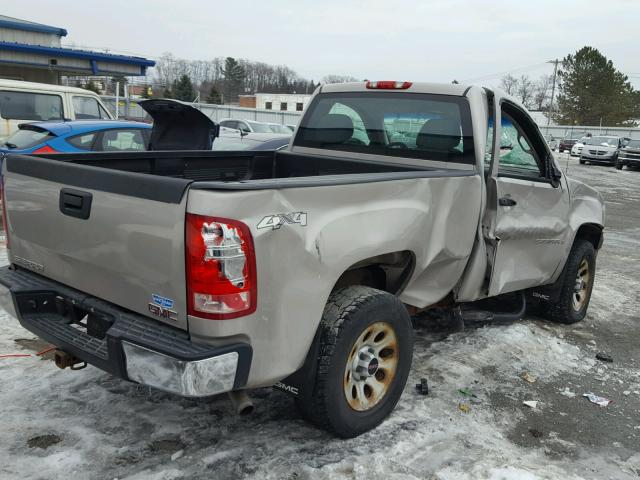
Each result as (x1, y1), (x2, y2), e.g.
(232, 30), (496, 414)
(456, 292), (526, 324)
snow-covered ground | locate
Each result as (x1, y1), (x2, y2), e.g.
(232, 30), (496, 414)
(1, 154), (639, 480)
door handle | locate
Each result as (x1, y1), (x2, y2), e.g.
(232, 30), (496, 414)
(499, 196), (517, 207)
(59, 188), (92, 219)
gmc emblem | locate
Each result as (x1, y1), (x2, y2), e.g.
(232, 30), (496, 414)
(148, 303), (178, 322)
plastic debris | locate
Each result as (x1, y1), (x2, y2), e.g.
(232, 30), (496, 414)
(415, 378), (429, 396)
(583, 393), (612, 407)
(171, 449), (184, 461)
(521, 372), (537, 384)
(458, 403), (471, 414)
(458, 388), (478, 398)
(523, 400), (539, 409)
(559, 387), (576, 398)
(595, 352), (613, 363)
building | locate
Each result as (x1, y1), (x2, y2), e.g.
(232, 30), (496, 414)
(239, 93), (312, 112)
(0, 15), (154, 84)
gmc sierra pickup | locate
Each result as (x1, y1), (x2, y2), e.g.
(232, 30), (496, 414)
(0, 83), (605, 438)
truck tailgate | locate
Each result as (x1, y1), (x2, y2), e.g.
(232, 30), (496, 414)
(3, 154), (192, 330)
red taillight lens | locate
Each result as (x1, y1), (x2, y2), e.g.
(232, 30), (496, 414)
(0, 175), (8, 249)
(365, 81), (412, 90)
(186, 213), (256, 320)
(32, 145), (57, 154)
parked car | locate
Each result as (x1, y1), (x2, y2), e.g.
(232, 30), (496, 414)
(0, 81), (604, 438)
(558, 132), (588, 153)
(579, 136), (623, 165)
(266, 123), (292, 134)
(0, 79), (113, 142)
(616, 138), (640, 170)
(570, 136), (590, 157)
(213, 131), (290, 151)
(544, 134), (558, 151)
(218, 119), (273, 134)
(0, 120), (150, 155)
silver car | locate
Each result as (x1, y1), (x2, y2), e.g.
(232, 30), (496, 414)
(580, 136), (622, 165)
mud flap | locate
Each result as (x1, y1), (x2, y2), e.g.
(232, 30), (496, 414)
(525, 268), (566, 305)
(273, 330), (322, 401)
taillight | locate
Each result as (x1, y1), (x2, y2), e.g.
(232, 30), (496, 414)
(32, 145), (58, 154)
(1, 174), (8, 249)
(186, 213), (256, 319)
(365, 81), (412, 90)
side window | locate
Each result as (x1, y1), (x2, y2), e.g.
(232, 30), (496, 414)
(498, 110), (543, 176)
(98, 104), (111, 119)
(100, 129), (147, 151)
(328, 102), (370, 145)
(0, 91), (63, 121)
(72, 96), (103, 119)
(66, 132), (97, 150)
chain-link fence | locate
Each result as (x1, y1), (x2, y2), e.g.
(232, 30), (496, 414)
(101, 96), (640, 139)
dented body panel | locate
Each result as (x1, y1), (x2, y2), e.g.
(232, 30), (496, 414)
(0, 82), (605, 392)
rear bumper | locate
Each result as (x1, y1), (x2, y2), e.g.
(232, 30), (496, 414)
(0, 266), (252, 397)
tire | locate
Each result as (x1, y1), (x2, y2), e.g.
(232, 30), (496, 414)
(615, 159), (623, 170)
(296, 285), (414, 438)
(579, 157), (585, 164)
(540, 240), (596, 324)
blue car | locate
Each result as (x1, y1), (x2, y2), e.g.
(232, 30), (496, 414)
(0, 120), (151, 154)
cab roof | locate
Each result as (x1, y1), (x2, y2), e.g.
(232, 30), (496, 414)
(319, 81), (472, 96)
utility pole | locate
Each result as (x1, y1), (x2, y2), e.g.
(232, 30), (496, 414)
(546, 59), (559, 132)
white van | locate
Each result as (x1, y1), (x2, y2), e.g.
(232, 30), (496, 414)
(0, 79), (113, 141)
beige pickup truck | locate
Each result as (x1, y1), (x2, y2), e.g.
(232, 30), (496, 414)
(0, 83), (604, 438)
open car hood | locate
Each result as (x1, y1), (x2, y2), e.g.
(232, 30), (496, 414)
(139, 99), (219, 150)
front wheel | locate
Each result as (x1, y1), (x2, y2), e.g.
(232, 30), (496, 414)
(540, 240), (596, 324)
(615, 158), (624, 170)
(296, 286), (414, 438)
(579, 157), (586, 164)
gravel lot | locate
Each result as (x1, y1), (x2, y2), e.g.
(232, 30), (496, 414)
(0, 153), (639, 480)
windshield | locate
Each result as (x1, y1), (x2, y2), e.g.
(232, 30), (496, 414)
(268, 124), (291, 134)
(3, 126), (54, 149)
(295, 92), (474, 165)
(587, 136), (618, 147)
(247, 121), (272, 133)
(565, 132), (586, 140)
(625, 139), (640, 149)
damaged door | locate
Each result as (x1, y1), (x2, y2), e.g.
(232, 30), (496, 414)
(485, 100), (570, 296)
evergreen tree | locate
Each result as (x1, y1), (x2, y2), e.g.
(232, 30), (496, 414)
(83, 80), (101, 94)
(171, 74), (196, 102)
(554, 46), (637, 126)
(205, 85), (222, 104)
(222, 57), (245, 103)
(162, 87), (173, 99)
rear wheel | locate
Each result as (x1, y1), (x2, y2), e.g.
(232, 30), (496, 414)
(296, 286), (413, 438)
(540, 240), (596, 324)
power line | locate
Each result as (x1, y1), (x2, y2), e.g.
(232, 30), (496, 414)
(460, 62), (552, 83)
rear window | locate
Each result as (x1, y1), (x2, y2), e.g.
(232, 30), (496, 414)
(0, 91), (63, 121)
(3, 126), (54, 149)
(72, 96), (110, 120)
(294, 92), (474, 165)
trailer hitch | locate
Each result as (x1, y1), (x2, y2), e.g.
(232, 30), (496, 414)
(54, 350), (86, 370)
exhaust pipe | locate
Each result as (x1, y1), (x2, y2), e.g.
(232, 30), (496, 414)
(227, 390), (254, 415)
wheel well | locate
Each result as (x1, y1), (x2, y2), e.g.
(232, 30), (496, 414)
(332, 251), (415, 295)
(575, 223), (603, 250)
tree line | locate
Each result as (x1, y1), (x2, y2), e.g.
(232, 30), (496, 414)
(152, 53), (358, 104)
(499, 47), (639, 126)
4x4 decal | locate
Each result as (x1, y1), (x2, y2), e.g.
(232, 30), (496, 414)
(257, 212), (307, 230)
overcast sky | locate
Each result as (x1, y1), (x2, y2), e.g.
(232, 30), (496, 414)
(4, 0), (640, 88)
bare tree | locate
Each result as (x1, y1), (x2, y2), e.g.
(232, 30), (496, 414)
(321, 74), (360, 84)
(517, 75), (535, 108)
(532, 74), (553, 111)
(500, 74), (519, 95)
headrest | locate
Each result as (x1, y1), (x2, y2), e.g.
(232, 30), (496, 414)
(416, 118), (461, 151)
(307, 113), (354, 144)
